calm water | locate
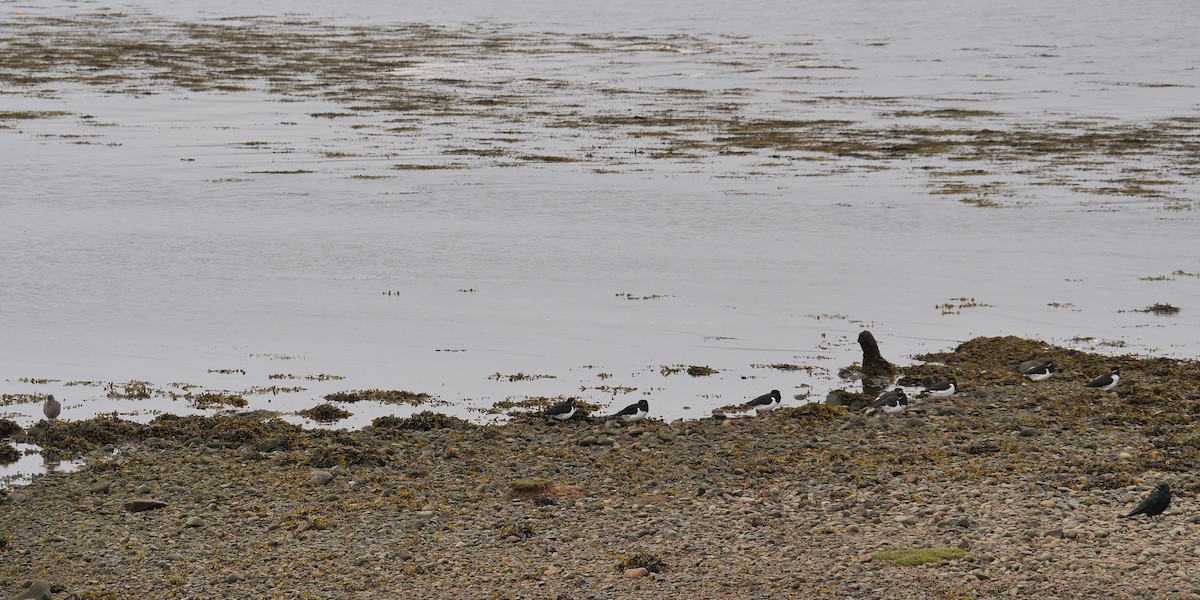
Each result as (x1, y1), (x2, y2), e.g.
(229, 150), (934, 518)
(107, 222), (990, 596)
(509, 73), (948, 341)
(3, 0), (1199, 481)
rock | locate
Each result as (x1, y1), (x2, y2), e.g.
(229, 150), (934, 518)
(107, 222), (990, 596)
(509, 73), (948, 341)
(623, 567), (649, 579)
(1117, 452), (1133, 460)
(135, 484), (152, 495)
(627, 428), (645, 437)
(657, 431), (676, 442)
(1039, 500), (1057, 508)
(578, 436), (597, 447)
(1019, 428), (1041, 437)
(165, 551), (184, 561)
(12, 582), (51, 600)
(224, 572), (245, 584)
(89, 480), (114, 494)
(184, 516), (204, 528)
(903, 418), (927, 428)
(310, 470), (334, 485)
(124, 499), (168, 513)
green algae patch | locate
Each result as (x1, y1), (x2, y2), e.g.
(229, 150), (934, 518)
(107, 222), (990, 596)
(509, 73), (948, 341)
(871, 547), (965, 566)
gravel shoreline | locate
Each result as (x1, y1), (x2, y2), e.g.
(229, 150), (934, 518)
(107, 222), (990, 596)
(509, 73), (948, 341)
(3, 336), (1199, 599)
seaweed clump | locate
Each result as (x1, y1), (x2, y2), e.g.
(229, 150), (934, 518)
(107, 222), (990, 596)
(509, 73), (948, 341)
(191, 392), (249, 409)
(298, 403), (353, 423)
(686, 365), (718, 377)
(31, 414), (144, 456)
(776, 403), (848, 426)
(371, 411), (472, 431)
(0, 443), (20, 464)
(145, 414), (303, 451)
(325, 389), (433, 405)
(0, 418), (20, 438)
(615, 549), (669, 573)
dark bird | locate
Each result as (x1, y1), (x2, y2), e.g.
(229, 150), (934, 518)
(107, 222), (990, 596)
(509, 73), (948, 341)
(1086, 366), (1120, 391)
(1121, 483), (1170, 519)
(1021, 361), (1054, 381)
(612, 399), (649, 422)
(43, 395), (61, 420)
(742, 389), (782, 413)
(872, 388), (908, 415)
(917, 378), (956, 399)
(544, 397), (577, 422)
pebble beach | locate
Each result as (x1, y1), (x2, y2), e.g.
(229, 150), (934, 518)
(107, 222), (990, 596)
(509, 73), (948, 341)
(3, 336), (1199, 599)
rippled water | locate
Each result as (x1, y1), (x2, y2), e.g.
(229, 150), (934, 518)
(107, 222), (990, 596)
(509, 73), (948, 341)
(3, 0), (1199, 481)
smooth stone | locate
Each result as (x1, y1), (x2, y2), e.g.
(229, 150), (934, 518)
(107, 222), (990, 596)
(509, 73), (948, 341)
(89, 480), (114, 494)
(310, 470), (334, 485)
(1019, 428), (1041, 437)
(623, 567), (649, 579)
(135, 484), (152, 495)
(224, 572), (245, 584)
(184, 516), (204, 528)
(165, 551), (184, 561)
(12, 582), (51, 600)
(124, 499), (168, 513)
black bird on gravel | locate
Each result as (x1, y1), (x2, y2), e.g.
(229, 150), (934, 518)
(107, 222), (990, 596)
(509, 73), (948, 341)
(1085, 366), (1120, 392)
(611, 399), (649, 422)
(1122, 483), (1171, 519)
(917, 378), (956, 399)
(544, 397), (577, 422)
(1021, 361), (1055, 381)
(742, 389), (782, 413)
(871, 388), (908, 415)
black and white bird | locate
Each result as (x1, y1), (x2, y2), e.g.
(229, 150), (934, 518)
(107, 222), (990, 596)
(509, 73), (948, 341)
(544, 397), (577, 422)
(1121, 483), (1171, 519)
(43, 395), (61, 420)
(1021, 361), (1055, 381)
(872, 388), (908, 415)
(612, 399), (649, 422)
(917, 378), (956, 399)
(743, 390), (782, 413)
(1085, 366), (1120, 392)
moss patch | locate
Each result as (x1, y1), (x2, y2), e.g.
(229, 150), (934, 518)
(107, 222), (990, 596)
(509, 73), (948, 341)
(871, 547), (965, 566)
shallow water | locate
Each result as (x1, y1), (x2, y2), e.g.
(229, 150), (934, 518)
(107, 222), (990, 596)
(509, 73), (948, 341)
(3, 0), (1199, 482)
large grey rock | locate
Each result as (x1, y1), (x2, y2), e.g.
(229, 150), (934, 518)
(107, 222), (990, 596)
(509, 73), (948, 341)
(124, 499), (168, 513)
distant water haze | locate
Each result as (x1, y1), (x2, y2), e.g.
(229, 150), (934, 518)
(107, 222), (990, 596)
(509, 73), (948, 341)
(2, 0), (1198, 482)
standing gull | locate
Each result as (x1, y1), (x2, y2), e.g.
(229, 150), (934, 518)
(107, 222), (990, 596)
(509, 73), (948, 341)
(43, 395), (61, 420)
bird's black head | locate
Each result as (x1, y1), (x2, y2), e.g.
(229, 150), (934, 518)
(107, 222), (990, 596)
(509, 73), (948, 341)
(896, 388), (907, 398)
(1156, 483), (1170, 492)
(771, 390), (782, 401)
(1045, 361), (1055, 369)
(638, 399), (649, 410)
(566, 397), (577, 406)
(1110, 366), (1120, 373)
